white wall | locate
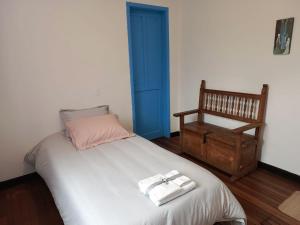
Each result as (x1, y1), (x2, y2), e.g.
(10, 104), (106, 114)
(0, 0), (180, 181)
(178, 0), (300, 175)
(2, 0), (298, 181)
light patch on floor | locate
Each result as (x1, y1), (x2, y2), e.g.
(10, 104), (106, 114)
(279, 191), (300, 221)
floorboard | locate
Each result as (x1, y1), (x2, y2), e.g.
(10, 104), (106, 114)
(0, 136), (299, 225)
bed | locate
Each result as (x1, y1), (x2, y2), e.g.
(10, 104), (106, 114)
(25, 132), (246, 225)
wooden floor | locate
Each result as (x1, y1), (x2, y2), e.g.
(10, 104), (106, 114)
(0, 136), (299, 225)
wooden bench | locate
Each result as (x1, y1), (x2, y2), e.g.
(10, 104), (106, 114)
(174, 80), (268, 181)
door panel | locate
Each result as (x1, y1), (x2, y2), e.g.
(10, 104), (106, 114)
(131, 14), (146, 92)
(128, 5), (169, 140)
(135, 90), (162, 138)
(144, 14), (163, 91)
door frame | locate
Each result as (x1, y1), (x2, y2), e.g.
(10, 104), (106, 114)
(126, 2), (170, 138)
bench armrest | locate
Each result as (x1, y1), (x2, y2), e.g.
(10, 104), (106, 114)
(232, 122), (263, 134)
(173, 109), (200, 117)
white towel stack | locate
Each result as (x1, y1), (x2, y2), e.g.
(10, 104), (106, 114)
(138, 170), (180, 195)
(138, 170), (196, 206)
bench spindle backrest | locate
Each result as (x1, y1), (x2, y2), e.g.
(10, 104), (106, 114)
(198, 81), (268, 124)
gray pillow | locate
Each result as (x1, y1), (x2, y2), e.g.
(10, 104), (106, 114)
(60, 105), (109, 137)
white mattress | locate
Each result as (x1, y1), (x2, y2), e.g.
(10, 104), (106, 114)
(26, 132), (246, 225)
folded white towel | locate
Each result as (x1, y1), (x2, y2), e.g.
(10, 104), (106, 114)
(172, 175), (192, 187)
(138, 170), (180, 195)
(139, 170), (197, 206)
(150, 181), (197, 206)
(138, 174), (165, 195)
(148, 181), (181, 204)
(165, 170), (180, 179)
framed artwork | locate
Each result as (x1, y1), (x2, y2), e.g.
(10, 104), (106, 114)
(273, 18), (294, 55)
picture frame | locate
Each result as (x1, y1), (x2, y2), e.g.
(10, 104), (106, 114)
(273, 18), (294, 55)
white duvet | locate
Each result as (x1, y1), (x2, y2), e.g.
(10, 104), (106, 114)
(26, 132), (246, 225)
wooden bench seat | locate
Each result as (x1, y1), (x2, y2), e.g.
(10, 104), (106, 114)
(183, 121), (221, 135)
(174, 80), (268, 181)
(183, 121), (256, 145)
(206, 128), (256, 146)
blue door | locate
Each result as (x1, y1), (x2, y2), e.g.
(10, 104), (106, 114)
(127, 3), (170, 140)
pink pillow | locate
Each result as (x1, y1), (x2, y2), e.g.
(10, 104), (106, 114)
(65, 114), (131, 150)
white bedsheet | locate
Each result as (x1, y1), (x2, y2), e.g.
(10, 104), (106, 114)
(26, 132), (246, 225)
